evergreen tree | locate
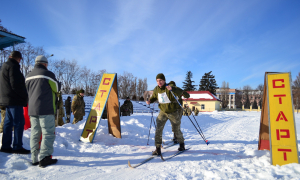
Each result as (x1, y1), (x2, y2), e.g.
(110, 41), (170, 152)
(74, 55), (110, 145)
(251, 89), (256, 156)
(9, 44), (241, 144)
(259, 99), (262, 108)
(244, 96), (251, 109)
(199, 71), (218, 95)
(252, 99), (258, 109)
(182, 71), (196, 91)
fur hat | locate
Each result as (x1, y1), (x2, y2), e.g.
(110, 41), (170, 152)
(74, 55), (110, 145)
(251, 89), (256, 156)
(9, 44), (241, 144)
(156, 73), (165, 81)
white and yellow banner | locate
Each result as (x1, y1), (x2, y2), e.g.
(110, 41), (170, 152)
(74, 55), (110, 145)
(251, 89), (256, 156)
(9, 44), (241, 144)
(267, 72), (299, 166)
(80, 73), (117, 143)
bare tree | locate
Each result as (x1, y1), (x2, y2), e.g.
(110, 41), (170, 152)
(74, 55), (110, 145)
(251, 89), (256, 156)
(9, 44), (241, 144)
(142, 78), (148, 94)
(293, 72), (300, 110)
(81, 66), (91, 94)
(62, 59), (81, 94)
(256, 84), (264, 107)
(130, 77), (137, 100)
(220, 81), (230, 108)
(243, 85), (252, 108)
(4, 43), (47, 76)
(137, 78), (143, 99)
(118, 71), (134, 99)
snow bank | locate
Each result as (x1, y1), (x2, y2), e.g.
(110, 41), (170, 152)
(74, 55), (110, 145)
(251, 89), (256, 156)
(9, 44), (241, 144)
(1, 111), (300, 179)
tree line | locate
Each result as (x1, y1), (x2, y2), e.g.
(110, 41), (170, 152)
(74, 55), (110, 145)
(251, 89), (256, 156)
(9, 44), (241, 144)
(182, 71), (218, 95)
(1, 43), (148, 98)
(181, 70), (300, 110)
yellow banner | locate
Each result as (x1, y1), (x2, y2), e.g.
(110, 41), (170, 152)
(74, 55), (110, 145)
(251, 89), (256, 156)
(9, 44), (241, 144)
(267, 73), (299, 165)
(80, 74), (116, 143)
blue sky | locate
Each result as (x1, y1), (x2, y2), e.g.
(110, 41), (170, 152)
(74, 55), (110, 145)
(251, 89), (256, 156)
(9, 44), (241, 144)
(1, 0), (300, 90)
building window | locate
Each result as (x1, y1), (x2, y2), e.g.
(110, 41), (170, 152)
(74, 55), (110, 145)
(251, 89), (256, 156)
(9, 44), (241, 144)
(201, 104), (205, 110)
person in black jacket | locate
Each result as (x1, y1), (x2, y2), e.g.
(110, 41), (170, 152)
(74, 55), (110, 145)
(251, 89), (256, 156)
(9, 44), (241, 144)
(64, 96), (71, 123)
(0, 51), (30, 154)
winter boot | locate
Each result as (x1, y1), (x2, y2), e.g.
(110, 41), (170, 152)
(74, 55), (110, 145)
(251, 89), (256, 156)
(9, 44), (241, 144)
(152, 146), (161, 156)
(39, 155), (58, 168)
(12, 147), (30, 154)
(178, 143), (185, 151)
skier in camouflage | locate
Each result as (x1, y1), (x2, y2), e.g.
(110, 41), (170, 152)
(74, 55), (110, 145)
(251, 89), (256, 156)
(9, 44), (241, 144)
(146, 73), (187, 155)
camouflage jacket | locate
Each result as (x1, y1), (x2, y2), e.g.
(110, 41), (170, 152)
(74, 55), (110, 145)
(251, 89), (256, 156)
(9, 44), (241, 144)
(57, 93), (65, 116)
(150, 84), (185, 113)
(183, 106), (192, 116)
(71, 94), (85, 117)
(194, 108), (199, 115)
(168, 82), (190, 105)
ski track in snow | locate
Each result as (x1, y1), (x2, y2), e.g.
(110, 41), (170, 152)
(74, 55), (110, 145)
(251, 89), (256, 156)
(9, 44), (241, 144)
(1, 109), (300, 179)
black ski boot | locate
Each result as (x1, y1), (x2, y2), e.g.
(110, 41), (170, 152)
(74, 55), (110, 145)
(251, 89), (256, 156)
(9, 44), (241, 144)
(152, 146), (161, 156)
(178, 143), (185, 151)
(39, 155), (58, 168)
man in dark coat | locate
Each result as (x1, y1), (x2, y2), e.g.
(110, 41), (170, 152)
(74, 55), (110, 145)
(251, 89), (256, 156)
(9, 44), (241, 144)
(124, 96), (133, 114)
(0, 51), (30, 154)
(120, 102), (131, 116)
(64, 96), (71, 123)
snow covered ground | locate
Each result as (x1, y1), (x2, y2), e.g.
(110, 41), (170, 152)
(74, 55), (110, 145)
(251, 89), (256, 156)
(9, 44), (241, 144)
(1, 109), (300, 179)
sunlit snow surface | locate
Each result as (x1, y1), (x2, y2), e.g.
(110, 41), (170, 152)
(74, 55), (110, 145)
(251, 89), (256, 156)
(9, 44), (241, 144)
(1, 99), (300, 179)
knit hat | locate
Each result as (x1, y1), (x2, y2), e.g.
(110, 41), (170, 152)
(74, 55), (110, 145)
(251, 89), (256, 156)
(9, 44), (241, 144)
(10, 51), (22, 59)
(126, 96), (130, 99)
(79, 89), (85, 93)
(156, 73), (165, 81)
(35, 55), (48, 64)
(169, 81), (176, 86)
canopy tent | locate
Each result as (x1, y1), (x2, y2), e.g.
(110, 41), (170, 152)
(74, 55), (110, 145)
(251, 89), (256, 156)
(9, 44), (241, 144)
(0, 30), (25, 50)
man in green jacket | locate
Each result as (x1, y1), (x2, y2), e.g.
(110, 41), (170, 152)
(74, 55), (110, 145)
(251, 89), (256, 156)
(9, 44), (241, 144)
(146, 73), (188, 155)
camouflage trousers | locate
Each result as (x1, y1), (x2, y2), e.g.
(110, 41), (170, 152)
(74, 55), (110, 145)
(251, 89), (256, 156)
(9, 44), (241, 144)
(155, 109), (184, 147)
(55, 111), (65, 126)
(72, 115), (83, 124)
(172, 108), (183, 139)
(0, 110), (6, 133)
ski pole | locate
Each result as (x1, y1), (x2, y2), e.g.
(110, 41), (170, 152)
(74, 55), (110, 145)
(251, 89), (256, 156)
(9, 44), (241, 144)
(151, 103), (157, 128)
(168, 87), (209, 145)
(147, 111), (153, 145)
(185, 99), (208, 143)
(146, 98), (153, 145)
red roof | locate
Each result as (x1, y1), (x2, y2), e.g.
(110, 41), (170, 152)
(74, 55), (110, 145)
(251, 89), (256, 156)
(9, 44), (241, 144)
(183, 91), (221, 101)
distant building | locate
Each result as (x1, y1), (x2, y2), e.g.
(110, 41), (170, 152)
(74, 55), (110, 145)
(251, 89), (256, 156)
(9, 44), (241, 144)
(216, 89), (243, 109)
(216, 88), (263, 109)
(143, 90), (153, 101)
(182, 91), (221, 112)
